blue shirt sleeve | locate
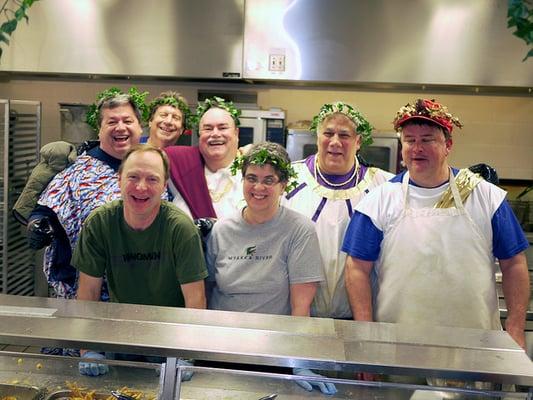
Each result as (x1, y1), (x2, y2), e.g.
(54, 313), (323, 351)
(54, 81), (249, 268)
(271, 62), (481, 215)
(342, 211), (383, 261)
(492, 200), (529, 260)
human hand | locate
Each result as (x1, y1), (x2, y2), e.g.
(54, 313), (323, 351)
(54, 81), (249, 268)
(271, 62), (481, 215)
(177, 359), (194, 382)
(293, 368), (337, 395)
(79, 351), (109, 376)
(193, 218), (216, 238)
(27, 216), (54, 250)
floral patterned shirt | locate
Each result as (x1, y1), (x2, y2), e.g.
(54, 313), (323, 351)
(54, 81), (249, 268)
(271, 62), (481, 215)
(38, 154), (121, 298)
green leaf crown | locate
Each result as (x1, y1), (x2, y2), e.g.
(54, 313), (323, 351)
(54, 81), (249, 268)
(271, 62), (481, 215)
(192, 96), (241, 129)
(85, 87), (149, 132)
(310, 101), (374, 147)
(230, 147), (298, 193)
(148, 95), (192, 129)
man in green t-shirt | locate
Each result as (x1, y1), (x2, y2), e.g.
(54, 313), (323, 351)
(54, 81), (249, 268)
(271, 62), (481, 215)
(73, 144), (207, 376)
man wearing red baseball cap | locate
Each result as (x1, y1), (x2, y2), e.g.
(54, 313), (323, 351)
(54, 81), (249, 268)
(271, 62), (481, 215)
(342, 99), (529, 352)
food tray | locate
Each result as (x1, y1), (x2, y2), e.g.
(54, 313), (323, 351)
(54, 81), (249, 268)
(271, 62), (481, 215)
(44, 391), (109, 400)
(44, 390), (155, 400)
(0, 383), (43, 400)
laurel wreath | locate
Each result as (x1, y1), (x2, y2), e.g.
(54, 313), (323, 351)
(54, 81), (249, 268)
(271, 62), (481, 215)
(192, 96), (241, 128)
(230, 148), (298, 193)
(148, 96), (192, 129)
(310, 102), (374, 147)
(85, 87), (149, 132)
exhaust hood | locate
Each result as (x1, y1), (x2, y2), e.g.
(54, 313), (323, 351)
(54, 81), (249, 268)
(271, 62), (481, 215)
(0, 0), (244, 80)
(243, 0), (533, 88)
(1, 0), (531, 90)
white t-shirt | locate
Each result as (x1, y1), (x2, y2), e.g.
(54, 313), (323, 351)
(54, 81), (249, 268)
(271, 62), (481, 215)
(170, 166), (245, 220)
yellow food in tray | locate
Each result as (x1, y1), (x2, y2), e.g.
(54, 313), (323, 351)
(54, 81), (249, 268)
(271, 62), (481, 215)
(54, 382), (156, 400)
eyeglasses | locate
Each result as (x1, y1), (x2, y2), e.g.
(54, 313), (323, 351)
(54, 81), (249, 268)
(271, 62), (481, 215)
(244, 175), (280, 187)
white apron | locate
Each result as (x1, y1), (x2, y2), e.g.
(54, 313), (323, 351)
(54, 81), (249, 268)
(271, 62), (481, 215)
(375, 170), (501, 330)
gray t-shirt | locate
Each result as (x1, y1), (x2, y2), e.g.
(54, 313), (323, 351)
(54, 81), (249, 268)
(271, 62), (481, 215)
(206, 206), (325, 315)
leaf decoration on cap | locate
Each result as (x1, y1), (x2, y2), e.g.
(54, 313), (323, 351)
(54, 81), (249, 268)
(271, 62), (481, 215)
(393, 98), (463, 134)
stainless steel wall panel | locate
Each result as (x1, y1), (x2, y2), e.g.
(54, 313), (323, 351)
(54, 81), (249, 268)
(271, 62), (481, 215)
(0, 0), (244, 79)
(243, 0), (533, 87)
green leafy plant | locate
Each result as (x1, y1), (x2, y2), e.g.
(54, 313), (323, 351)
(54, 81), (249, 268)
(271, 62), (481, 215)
(0, 0), (39, 60)
(508, 0), (533, 61)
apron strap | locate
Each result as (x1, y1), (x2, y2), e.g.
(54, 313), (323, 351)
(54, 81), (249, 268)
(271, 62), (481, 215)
(401, 171), (410, 208)
(448, 168), (465, 211)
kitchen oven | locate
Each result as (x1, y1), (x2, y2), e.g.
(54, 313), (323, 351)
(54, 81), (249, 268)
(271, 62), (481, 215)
(286, 128), (316, 162)
(358, 132), (401, 174)
(238, 108), (286, 146)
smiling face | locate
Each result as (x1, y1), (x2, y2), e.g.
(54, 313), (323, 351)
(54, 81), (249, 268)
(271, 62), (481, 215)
(243, 164), (286, 220)
(119, 150), (167, 229)
(98, 104), (143, 160)
(148, 104), (184, 148)
(317, 114), (361, 175)
(400, 123), (452, 187)
(198, 107), (239, 171)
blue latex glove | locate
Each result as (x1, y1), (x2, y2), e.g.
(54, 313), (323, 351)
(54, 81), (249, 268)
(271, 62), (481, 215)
(177, 359), (194, 382)
(79, 351), (109, 377)
(293, 368), (337, 395)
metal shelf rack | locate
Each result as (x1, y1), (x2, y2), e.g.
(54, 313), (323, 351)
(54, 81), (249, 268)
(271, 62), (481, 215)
(0, 100), (41, 295)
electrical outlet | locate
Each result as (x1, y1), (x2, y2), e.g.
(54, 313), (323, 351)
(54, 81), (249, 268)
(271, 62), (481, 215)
(269, 54), (285, 72)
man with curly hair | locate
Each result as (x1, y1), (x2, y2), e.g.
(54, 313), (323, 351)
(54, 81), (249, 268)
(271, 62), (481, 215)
(144, 90), (191, 149)
(343, 99), (529, 350)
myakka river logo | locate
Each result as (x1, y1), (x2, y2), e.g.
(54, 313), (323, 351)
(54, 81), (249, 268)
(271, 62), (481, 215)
(227, 245), (271, 261)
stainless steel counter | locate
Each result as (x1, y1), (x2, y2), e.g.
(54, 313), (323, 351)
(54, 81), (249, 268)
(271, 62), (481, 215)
(0, 294), (532, 387)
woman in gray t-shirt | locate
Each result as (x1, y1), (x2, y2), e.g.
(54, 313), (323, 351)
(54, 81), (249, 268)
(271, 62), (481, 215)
(206, 141), (325, 316)
(205, 141), (336, 395)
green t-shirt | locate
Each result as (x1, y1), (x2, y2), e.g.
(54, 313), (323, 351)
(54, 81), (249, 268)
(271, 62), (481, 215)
(72, 200), (207, 307)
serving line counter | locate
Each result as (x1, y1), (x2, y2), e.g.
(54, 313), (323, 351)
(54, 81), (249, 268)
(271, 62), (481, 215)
(0, 294), (532, 399)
